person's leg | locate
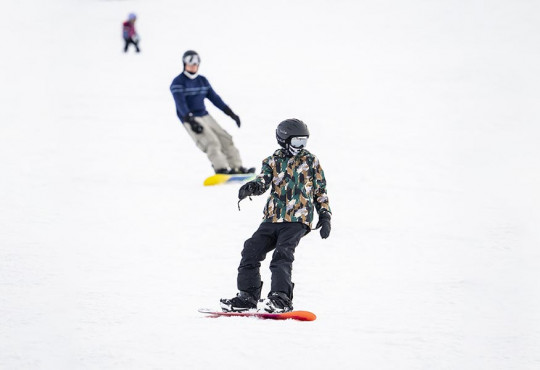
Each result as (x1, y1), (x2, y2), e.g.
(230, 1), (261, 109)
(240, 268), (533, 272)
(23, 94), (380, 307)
(202, 115), (243, 169)
(237, 223), (278, 297)
(220, 223), (277, 311)
(269, 223), (307, 297)
(182, 116), (229, 171)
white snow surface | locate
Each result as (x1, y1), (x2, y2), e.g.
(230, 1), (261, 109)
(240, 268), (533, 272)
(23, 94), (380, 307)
(1, 0), (540, 369)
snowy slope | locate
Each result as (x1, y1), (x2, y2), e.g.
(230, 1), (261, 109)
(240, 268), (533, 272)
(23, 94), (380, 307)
(1, 0), (540, 369)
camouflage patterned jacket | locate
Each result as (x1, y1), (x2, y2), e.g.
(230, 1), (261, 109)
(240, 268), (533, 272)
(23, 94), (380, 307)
(254, 148), (331, 228)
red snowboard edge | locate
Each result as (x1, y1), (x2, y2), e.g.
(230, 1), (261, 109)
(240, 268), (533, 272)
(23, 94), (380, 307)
(198, 308), (316, 321)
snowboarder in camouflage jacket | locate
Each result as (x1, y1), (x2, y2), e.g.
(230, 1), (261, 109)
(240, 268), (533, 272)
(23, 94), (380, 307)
(255, 147), (330, 227)
(221, 119), (332, 314)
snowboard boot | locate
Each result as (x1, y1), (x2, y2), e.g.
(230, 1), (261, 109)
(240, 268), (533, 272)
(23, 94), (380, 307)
(215, 168), (229, 174)
(263, 291), (293, 313)
(220, 291), (257, 312)
(229, 167), (255, 174)
(220, 283), (263, 312)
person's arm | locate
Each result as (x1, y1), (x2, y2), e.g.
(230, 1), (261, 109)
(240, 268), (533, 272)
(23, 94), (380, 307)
(312, 156), (331, 215)
(205, 81), (227, 110)
(239, 157), (273, 200)
(122, 23), (130, 39)
(255, 158), (273, 192)
(169, 81), (190, 121)
(312, 156), (331, 238)
(170, 81), (203, 133)
(206, 79), (241, 127)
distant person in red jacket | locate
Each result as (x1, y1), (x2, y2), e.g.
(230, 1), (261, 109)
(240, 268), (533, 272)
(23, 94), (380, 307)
(122, 13), (140, 53)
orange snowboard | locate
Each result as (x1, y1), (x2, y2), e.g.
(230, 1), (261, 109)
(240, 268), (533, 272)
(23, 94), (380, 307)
(198, 308), (316, 321)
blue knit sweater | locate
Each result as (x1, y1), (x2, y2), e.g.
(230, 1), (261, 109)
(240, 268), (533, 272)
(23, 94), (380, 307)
(170, 73), (228, 122)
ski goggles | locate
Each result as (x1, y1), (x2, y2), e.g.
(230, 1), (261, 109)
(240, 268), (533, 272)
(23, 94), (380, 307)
(290, 136), (308, 148)
(183, 55), (200, 66)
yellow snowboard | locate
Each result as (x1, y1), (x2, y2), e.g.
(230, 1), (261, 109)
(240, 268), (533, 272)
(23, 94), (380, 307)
(203, 173), (256, 186)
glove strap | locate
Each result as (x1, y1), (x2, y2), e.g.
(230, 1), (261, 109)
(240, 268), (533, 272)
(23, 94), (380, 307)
(237, 196), (252, 211)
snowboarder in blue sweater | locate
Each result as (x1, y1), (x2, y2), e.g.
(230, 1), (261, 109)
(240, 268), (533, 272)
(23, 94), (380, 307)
(170, 50), (254, 174)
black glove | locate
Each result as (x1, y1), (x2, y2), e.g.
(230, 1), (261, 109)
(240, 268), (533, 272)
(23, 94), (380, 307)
(315, 211), (331, 239)
(238, 181), (264, 200)
(223, 106), (241, 128)
(183, 113), (203, 134)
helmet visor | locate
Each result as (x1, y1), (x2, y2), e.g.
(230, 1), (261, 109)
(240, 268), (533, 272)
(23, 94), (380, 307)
(290, 136), (308, 148)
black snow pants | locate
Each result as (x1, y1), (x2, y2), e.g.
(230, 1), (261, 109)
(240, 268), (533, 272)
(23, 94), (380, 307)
(237, 222), (308, 299)
(124, 38), (140, 52)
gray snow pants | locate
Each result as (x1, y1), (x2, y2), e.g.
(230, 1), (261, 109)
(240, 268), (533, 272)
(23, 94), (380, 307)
(183, 114), (242, 170)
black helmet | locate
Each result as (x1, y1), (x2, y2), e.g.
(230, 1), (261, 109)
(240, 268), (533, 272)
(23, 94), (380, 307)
(276, 118), (310, 150)
(182, 50), (200, 66)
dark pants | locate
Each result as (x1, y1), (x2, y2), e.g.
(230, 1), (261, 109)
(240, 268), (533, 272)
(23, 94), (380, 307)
(237, 222), (307, 298)
(124, 38), (140, 52)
